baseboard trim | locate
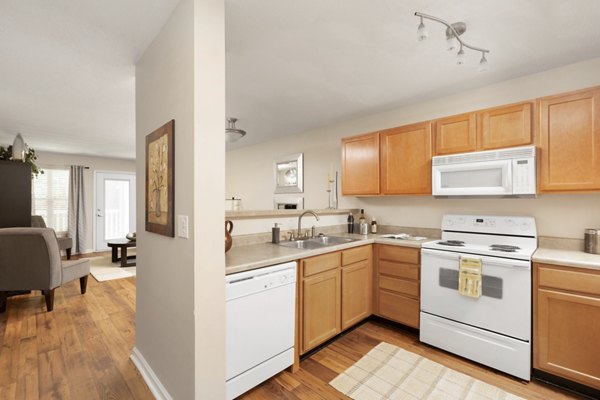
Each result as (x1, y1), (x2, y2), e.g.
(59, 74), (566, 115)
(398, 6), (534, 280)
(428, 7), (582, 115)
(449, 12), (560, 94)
(130, 347), (173, 400)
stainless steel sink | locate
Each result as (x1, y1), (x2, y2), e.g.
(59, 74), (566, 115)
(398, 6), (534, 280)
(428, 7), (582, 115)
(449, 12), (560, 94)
(307, 236), (359, 246)
(278, 240), (327, 249)
(278, 235), (360, 249)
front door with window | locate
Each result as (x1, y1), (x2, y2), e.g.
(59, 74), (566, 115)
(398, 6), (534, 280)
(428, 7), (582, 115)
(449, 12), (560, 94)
(95, 172), (136, 251)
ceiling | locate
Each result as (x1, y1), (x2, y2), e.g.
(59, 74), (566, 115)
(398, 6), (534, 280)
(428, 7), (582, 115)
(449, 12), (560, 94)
(0, 0), (179, 159)
(1, 1), (600, 158)
(226, 0), (600, 150)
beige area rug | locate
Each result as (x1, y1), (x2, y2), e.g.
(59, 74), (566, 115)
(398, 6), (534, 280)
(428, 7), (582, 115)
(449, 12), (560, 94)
(89, 255), (136, 282)
(330, 342), (524, 400)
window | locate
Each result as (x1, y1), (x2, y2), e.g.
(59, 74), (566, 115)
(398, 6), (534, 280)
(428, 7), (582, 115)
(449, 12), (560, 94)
(32, 168), (70, 234)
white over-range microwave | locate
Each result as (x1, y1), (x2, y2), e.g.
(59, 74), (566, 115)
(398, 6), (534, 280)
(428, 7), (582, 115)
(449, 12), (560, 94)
(432, 146), (537, 197)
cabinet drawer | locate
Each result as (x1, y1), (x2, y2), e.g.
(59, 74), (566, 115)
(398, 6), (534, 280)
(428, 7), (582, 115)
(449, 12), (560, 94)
(378, 260), (419, 280)
(378, 245), (419, 264)
(342, 245), (370, 266)
(378, 290), (419, 328)
(302, 252), (341, 277)
(537, 264), (600, 296)
(379, 276), (419, 298)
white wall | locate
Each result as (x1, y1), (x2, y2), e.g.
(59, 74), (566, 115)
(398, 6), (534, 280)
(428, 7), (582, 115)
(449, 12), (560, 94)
(36, 151), (135, 253)
(227, 57), (600, 239)
(135, 0), (225, 398)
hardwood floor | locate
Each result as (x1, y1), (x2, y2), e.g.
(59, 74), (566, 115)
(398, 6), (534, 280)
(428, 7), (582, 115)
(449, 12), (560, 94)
(0, 265), (589, 400)
(240, 319), (587, 400)
(0, 274), (153, 399)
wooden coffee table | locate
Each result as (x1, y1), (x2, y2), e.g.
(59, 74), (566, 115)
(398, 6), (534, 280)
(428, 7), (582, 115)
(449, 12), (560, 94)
(107, 239), (136, 267)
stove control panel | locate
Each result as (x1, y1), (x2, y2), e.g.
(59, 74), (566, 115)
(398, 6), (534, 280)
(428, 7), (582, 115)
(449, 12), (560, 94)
(442, 215), (536, 237)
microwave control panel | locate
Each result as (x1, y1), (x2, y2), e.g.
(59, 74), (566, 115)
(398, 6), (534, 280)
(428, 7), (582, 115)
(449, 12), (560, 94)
(512, 158), (536, 195)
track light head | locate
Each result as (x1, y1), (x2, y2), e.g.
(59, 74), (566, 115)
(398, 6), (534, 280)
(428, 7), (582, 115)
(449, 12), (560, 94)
(417, 17), (428, 41)
(456, 47), (465, 65)
(478, 53), (489, 72)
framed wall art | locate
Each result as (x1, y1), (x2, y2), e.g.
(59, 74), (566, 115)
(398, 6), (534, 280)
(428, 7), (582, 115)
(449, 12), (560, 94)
(274, 152), (303, 194)
(145, 119), (175, 237)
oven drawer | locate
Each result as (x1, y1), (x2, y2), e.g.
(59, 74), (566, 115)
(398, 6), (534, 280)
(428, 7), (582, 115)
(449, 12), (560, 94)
(379, 276), (419, 298)
(378, 290), (419, 328)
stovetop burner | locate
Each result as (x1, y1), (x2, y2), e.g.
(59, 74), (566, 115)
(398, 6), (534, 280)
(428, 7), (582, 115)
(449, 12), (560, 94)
(437, 240), (465, 247)
(490, 244), (521, 253)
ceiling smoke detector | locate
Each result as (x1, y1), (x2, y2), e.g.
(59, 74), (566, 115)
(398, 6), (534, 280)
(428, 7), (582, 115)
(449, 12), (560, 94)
(225, 117), (247, 143)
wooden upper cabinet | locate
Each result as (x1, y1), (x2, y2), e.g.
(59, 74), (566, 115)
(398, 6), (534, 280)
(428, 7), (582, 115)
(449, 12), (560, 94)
(342, 132), (380, 195)
(477, 102), (534, 150)
(380, 122), (432, 195)
(538, 87), (600, 192)
(434, 112), (477, 155)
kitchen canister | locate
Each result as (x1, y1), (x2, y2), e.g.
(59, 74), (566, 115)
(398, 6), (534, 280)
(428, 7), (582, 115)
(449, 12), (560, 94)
(584, 229), (600, 255)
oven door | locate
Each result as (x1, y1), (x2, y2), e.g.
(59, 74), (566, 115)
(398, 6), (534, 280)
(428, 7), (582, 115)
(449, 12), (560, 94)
(421, 248), (531, 341)
(432, 160), (512, 196)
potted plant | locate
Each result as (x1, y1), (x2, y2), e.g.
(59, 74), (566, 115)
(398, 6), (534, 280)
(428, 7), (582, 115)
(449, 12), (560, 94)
(0, 145), (44, 178)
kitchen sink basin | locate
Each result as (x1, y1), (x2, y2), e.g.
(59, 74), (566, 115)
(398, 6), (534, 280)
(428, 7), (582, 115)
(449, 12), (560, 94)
(307, 236), (359, 246)
(278, 235), (360, 249)
(278, 240), (327, 249)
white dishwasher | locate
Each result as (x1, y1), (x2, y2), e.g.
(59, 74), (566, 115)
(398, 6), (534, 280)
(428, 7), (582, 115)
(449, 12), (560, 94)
(225, 261), (296, 400)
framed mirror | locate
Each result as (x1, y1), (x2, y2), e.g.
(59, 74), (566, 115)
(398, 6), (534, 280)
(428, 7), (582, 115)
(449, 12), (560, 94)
(274, 153), (303, 193)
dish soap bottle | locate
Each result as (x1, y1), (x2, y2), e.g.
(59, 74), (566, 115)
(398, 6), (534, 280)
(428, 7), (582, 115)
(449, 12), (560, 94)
(371, 217), (378, 234)
(359, 209), (368, 235)
(272, 223), (280, 244)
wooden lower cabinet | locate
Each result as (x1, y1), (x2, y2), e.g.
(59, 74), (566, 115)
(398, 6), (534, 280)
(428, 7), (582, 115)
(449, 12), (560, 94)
(299, 245), (372, 355)
(534, 263), (600, 390)
(302, 268), (341, 353)
(374, 245), (421, 329)
(341, 259), (372, 330)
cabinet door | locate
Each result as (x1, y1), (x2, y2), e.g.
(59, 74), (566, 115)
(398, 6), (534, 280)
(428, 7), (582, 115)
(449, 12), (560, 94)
(341, 260), (372, 330)
(380, 122), (432, 195)
(302, 269), (341, 353)
(539, 87), (600, 192)
(434, 112), (477, 155)
(478, 102), (533, 150)
(535, 288), (600, 389)
(342, 132), (380, 195)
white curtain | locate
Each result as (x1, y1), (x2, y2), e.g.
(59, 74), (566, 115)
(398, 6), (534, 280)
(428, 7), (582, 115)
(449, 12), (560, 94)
(68, 165), (87, 253)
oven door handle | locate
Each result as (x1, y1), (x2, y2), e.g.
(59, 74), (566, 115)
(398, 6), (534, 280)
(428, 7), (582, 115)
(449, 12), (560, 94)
(421, 248), (531, 269)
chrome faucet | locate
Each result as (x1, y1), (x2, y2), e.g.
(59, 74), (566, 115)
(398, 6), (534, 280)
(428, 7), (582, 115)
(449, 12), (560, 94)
(298, 211), (320, 239)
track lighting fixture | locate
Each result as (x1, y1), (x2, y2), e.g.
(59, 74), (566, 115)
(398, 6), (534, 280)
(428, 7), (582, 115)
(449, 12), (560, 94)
(414, 12), (490, 72)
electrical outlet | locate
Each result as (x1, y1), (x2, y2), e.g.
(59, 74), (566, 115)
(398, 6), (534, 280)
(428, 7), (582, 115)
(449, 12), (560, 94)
(178, 215), (189, 238)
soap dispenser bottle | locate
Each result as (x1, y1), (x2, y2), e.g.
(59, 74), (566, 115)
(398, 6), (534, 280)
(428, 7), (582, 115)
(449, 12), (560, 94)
(272, 223), (280, 244)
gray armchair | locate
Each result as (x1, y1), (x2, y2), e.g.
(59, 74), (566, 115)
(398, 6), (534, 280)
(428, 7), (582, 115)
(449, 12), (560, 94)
(31, 215), (73, 259)
(0, 227), (90, 312)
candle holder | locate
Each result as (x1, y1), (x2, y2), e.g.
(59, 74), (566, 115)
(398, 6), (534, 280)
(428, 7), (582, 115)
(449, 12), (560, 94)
(327, 171), (338, 209)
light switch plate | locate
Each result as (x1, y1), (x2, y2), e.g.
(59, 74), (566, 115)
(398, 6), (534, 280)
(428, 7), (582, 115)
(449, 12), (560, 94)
(178, 215), (189, 238)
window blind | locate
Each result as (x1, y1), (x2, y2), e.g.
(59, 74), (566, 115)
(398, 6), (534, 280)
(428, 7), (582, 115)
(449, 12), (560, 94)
(32, 168), (70, 233)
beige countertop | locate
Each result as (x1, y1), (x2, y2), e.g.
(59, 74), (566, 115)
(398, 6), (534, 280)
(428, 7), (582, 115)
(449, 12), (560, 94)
(225, 233), (430, 275)
(533, 248), (600, 271)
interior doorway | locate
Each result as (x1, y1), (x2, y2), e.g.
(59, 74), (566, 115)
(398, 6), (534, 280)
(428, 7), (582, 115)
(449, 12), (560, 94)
(94, 171), (136, 251)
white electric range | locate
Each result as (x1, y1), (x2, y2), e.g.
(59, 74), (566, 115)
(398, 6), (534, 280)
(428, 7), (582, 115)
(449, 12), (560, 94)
(420, 214), (537, 381)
